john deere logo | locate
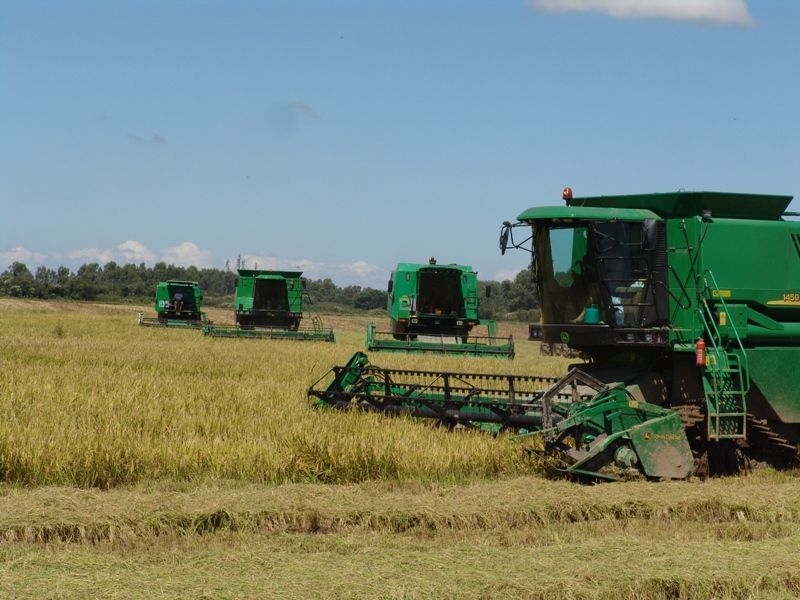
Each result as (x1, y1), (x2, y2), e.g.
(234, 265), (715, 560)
(560, 331), (570, 344)
(643, 431), (652, 440)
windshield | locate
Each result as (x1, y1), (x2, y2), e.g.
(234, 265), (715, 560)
(535, 221), (650, 326)
(535, 225), (595, 324)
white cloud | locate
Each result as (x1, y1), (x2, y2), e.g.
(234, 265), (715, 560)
(0, 246), (46, 266)
(492, 269), (523, 282)
(336, 260), (381, 278)
(233, 255), (387, 287)
(530, 0), (754, 26)
(239, 254), (325, 275)
(117, 240), (157, 263)
(334, 260), (388, 288)
(161, 242), (212, 268)
(66, 247), (115, 264)
(2, 240), (218, 271)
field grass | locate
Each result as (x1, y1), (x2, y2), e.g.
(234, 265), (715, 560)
(2, 299), (800, 599)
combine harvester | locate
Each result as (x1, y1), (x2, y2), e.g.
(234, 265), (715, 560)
(204, 269), (334, 341)
(366, 258), (514, 358)
(137, 280), (209, 328)
(310, 189), (800, 480)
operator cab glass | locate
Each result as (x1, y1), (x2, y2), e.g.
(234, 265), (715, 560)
(535, 221), (651, 327)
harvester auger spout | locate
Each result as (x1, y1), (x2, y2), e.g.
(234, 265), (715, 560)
(308, 352), (694, 480)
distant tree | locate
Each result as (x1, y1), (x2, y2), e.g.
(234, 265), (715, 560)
(1, 262), (35, 297)
(353, 288), (387, 310)
(33, 266), (58, 298)
(102, 261), (123, 297)
(198, 268), (236, 296)
(506, 268), (538, 311)
(185, 265), (200, 283)
(34, 265), (57, 285)
(56, 266), (71, 287)
(304, 278), (339, 304)
(70, 263), (102, 300)
(339, 285), (362, 306)
(477, 280), (508, 320)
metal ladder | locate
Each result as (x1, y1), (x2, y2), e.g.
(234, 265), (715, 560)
(698, 271), (749, 440)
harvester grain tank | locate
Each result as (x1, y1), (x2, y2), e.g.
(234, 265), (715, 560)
(311, 189), (800, 480)
(366, 258), (514, 357)
(233, 269), (303, 329)
(204, 269), (334, 341)
(137, 280), (208, 328)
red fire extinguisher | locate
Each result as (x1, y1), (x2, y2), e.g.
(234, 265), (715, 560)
(695, 338), (706, 367)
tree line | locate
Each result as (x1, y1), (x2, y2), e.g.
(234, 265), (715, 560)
(0, 261), (539, 320)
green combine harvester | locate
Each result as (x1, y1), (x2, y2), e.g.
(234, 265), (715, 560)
(138, 280), (209, 328)
(204, 269), (334, 341)
(366, 258), (514, 358)
(310, 189), (800, 480)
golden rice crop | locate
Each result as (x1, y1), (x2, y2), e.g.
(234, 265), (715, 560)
(0, 299), (566, 488)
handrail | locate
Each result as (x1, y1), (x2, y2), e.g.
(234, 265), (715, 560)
(698, 269), (749, 393)
(697, 269), (749, 439)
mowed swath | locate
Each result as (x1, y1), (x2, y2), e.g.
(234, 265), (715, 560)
(0, 299), (553, 487)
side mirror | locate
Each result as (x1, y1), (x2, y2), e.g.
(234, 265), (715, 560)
(485, 285), (492, 298)
(499, 221), (512, 255)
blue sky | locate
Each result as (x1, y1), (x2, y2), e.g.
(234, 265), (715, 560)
(2, 0), (798, 289)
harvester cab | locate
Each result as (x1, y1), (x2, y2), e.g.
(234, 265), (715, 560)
(499, 194), (667, 357)
(366, 258), (514, 357)
(137, 280), (208, 328)
(204, 269), (334, 341)
(314, 188), (800, 480)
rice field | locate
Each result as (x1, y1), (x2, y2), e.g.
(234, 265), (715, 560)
(0, 299), (547, 488)
(2, 299), (800, 599)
